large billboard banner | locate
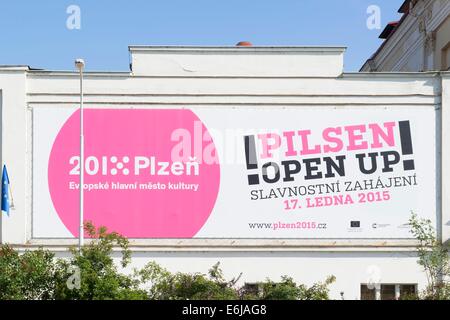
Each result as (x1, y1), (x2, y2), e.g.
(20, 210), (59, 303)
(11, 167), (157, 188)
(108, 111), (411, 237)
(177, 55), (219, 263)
(33, 107), (436, 239)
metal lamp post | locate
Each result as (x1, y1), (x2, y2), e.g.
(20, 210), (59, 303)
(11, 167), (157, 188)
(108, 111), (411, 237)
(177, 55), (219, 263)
(75, 58), (85, 253)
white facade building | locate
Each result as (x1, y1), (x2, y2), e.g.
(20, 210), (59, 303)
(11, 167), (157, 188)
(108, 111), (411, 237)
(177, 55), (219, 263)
(1, 44), (449, 300)
(361, 0), (450, 72)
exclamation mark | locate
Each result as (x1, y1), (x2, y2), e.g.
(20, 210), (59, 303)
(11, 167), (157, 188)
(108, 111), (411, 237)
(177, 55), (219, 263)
(244, 135), (260, 185)
(398, 121), (415, 171)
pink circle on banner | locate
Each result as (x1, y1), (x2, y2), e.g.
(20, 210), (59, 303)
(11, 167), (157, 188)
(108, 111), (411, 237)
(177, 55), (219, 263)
(48, 109), (220, 238)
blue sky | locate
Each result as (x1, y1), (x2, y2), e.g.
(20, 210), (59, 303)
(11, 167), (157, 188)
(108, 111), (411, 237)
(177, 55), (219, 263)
(0, 0), (403, 72)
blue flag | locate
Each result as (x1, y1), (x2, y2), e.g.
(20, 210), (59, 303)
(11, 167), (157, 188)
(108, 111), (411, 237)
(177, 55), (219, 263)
(2, 165), (10, 215)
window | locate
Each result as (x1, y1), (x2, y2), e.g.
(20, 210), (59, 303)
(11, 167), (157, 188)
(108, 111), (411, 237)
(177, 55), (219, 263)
(360, 284), (417, 300)
(380, 285), (396, 300)
(399, 284), (417, 299)
(441, 42), (450, 70)
(360, 285), (376, 300)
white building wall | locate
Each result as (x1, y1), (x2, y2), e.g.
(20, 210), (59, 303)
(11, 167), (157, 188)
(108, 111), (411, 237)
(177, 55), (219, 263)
(50, 249), (427, 300)
(122, 251), (427, 301)
(0, 67), (28, 244)
(0, 46), (447, 299)
(361, 0), (450, 72)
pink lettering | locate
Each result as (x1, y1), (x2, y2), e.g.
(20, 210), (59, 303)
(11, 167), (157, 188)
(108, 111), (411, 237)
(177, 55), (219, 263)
(258, 133), (281, 159)
(323, 127), (344, 153)
(369, 122), (396, 148)
(345, 125), (368, 151)
(298, 130), (321, 155)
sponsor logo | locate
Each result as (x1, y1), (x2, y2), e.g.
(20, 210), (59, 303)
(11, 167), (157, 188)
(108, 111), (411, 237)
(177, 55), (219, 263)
(350, 221), (360, 228)
(348, 220), (362, 232)
(372, 223), (390, 229)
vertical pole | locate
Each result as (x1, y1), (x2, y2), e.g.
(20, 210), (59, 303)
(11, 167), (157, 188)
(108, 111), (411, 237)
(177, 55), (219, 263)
(375, 284), (381, 300)
(395, 284), (400, 300)
(79, 67), (84, 253)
